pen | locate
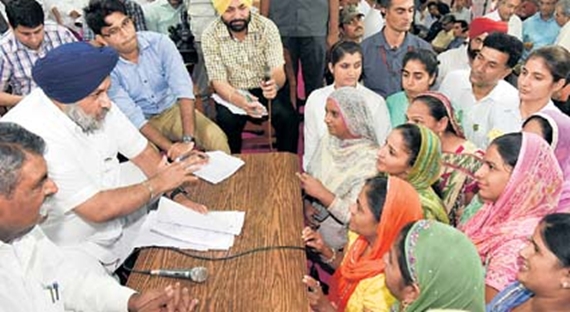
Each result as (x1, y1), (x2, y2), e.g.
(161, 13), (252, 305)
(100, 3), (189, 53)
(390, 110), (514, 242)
(46, 285), (55, 303)
(53, 282), (59, 301)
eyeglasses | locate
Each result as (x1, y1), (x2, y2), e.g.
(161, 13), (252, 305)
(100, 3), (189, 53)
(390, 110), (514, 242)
(101, 17), (133, 38)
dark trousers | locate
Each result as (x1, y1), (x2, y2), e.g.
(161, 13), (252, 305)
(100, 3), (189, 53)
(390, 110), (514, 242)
(216, 87), (299, 153)
(281, 36), (327, 98)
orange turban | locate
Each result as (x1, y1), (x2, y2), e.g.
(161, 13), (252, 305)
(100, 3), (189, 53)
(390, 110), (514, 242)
(212, 0), (253, 15)
(469, 17), (508, 39)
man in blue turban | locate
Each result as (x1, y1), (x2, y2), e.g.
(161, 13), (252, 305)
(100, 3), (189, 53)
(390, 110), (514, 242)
(0, 42), (208, 276)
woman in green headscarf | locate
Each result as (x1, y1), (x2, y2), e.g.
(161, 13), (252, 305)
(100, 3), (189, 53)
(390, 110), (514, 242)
(376, 124), (449, 223)
(383, 220), (485, 312)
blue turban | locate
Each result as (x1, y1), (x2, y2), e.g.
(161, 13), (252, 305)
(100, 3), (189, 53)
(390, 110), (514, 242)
(32, 42), (119, 104)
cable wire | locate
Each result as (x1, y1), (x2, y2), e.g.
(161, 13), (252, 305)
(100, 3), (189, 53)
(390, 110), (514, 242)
(123, 245), (306, 276)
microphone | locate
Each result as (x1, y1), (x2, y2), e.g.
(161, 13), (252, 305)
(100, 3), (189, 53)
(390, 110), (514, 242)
(150, 266), (208, 283)
(263, 65), (271, 83)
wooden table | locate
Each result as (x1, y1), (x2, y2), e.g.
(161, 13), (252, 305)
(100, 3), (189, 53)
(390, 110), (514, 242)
(127, 153), (309, 311)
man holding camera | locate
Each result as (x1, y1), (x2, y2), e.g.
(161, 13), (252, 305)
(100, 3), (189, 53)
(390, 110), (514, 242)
(144, 0), (186, 35)
(85, 0), (230, 158)
(202, 0), (299, 153)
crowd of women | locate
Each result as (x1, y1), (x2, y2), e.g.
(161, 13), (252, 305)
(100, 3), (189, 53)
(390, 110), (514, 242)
(296, 40), (570, 311)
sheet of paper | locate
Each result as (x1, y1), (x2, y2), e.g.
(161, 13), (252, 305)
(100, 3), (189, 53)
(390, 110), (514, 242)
(156, 197), (245, 235)
(212, 93), (247, 115)
(132, 212), (211, 251)
(133, 198), (246, 251)
(151, 220), (235, 250)
(211, 93), (268, 116)
(193, 151), (245, 184)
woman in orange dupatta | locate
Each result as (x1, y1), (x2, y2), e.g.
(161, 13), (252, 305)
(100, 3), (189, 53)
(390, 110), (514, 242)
(302, 175), (423, 312)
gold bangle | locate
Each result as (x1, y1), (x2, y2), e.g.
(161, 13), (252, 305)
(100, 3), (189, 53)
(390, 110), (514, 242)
(142, 181), (155, 202)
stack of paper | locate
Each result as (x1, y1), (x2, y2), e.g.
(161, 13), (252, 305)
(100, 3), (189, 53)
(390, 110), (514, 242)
(133, 197), (245, 251)
(212, 93), (268, 116)
(193, 151), (245, 184)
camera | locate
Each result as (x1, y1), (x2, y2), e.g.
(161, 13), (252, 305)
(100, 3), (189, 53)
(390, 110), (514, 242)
(168, 11), (198, 66)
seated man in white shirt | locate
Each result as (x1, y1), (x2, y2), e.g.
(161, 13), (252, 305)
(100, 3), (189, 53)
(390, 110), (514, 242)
(485, 0), (524, 40)
(0, 122), (197, 312)
(439, 32), (524, 148)
(1, 42), (207, 274)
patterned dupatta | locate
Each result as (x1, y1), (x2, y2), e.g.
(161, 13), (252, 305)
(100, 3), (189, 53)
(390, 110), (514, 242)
(406, 125), (449, 224)
(459, 133), (563, 268)
(527, 109), (570, 212)
(330, 177), (423, 311)
(392, 220), (485, 312)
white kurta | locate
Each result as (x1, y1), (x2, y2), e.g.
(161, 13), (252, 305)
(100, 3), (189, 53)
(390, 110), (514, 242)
(436, 45), (470, 87)
(439, 69), (521, 149)
(1, 88), (148, 272)
(302, 84), (392, 170)
(0, 226), (135, 312)
(556, 22), (570, 52)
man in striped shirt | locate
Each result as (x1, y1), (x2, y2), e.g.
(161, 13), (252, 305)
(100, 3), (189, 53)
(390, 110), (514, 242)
(0, 0), (76, 107)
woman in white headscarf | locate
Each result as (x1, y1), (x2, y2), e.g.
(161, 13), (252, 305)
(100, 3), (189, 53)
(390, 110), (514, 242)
(298, 86), (379, 250)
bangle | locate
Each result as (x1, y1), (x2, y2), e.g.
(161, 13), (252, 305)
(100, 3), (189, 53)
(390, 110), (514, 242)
(141, 181), (155, 202)
(322, 247), (336, 264)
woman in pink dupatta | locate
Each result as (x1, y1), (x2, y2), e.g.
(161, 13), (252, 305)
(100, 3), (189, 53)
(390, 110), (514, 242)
(459, 132), (563, 302)
(523, 109), (570, 212)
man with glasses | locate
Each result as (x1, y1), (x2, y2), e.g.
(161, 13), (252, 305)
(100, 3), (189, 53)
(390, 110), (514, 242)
(522, 0), (560, 58)
(82, 0), (147, 41)
(0, 0), (76, 107)
(85, 0), (230, 159)
(485, 0), (524, 40)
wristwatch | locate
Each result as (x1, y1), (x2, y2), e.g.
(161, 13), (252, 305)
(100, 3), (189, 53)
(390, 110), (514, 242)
(182, 134), (195, 143)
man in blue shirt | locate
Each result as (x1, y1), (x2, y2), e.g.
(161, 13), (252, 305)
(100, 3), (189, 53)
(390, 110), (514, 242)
(361, 0), (432, 98)
(85, 0), (230, 159)
(522, 0), (560, 59)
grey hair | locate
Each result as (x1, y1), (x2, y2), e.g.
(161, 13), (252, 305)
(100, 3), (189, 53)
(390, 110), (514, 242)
(557, 0), (570, 17)
(0, 122), (45, 198)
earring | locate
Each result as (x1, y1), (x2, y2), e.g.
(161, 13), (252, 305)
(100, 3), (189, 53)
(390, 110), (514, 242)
(562, 281), (569, 289)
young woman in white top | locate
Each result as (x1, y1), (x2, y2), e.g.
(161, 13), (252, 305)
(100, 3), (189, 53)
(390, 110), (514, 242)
(303, 40), (391, 170)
